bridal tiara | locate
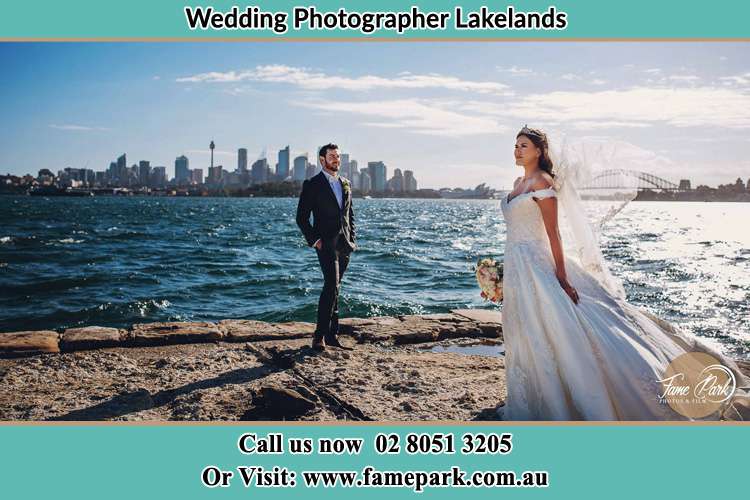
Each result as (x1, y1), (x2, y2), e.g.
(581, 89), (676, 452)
(518, 124), (547, 141)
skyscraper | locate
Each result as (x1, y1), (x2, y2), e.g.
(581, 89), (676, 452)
(138, 160), (151, 186)
(108, 161), (117, 183)
(404, 170), (417, 192)
(367, 161), (387, 192)
(191, 169), (203, 185)
(306, 161), (317, 179)
(340, 153), (351, 179)
(238, 148), (248, 173)
(388, 168), (404, 192)
(349, 159), (359, 189)
(116, 153), (127, 183)
(208, 165), (223, 185)
(151, 166), (167, 187)
(277, 145), (290, 180)
(175, 155), (190, 186)
(129, 164), (138, 186)
(293, 155), (308, 182)
(360, 171), (371, 193)
(251, 158), (268, 184)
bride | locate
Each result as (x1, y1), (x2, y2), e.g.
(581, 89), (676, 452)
(497, 125), (749, 421)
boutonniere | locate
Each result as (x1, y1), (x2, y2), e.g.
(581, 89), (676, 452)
(341, 178), (351, 196)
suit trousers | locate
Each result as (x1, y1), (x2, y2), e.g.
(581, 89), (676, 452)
(315, 234), (351, 340)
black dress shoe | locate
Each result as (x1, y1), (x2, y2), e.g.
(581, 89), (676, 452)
(325, 337), (353, 350)
(312, 338), (326, 351)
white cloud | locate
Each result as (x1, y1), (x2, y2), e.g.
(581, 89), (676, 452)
(292, 98), (509, 137)
(559, 73), (605, 85)
(49, 124), (109, 131)
(667, 75), (700, 83)
(458, 86), (750, 129)
(719, 72), (750, 86)
(497, 65), (535, 76)
(570, 121), (653, 130)
(177, 64), (512, 95)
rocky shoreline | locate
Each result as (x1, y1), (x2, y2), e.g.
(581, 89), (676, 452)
(0, 310), (507, 421)
(2, 310), (748, 422)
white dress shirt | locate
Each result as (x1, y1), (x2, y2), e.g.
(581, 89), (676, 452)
(313, 169), (344, 249)
(322, 168), (343, 209)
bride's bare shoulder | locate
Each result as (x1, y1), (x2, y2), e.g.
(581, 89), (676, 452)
(531, 172), (554, 191)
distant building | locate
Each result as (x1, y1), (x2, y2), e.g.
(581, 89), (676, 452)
(95, 171), (106, 186)
(360, 171), (371, 193)
(138, 161), (151, 186)
(305, 162), (318, 179)
(151, 166), (167, 187)
(208, 165), (223, 185)
(340, 153), (351, 179)
(37, 169), (55, 185)
(352, 171), (360, 190)
(277, 146), (290, 180)
(238, 148), (248, 173)
(293, 155), (308, 182)
(83, 169), (95, 186)
(678, 179), (691, 191)
(116, 154), (127, 183)
(388, 168), (404, 192)
(367, 161), (387, 192)
(223, 170), (241, 186)
(191, 168), (203, 185)
(747, 178), (750, 191)
(404, 170), (417, 192)
(251, 158), (268, 184)
(175, 155), (190, 186)
(124, 164), (137, 187)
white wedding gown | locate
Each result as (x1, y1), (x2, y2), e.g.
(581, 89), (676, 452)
(499, 187), (749, 421)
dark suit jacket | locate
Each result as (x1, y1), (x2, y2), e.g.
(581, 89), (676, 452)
(296, 171), (356, 251)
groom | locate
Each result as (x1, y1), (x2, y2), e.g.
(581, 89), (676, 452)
(296, 143), (356, 351)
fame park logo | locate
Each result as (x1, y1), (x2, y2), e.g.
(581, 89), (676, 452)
(657, 352), (737, 418)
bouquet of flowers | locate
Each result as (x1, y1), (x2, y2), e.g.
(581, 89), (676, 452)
(475, 257), (504, 302)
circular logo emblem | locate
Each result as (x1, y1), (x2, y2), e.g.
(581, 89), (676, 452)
(658, 352), (736, 418)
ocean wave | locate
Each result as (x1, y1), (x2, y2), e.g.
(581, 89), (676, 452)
(54, 238), (84, 245)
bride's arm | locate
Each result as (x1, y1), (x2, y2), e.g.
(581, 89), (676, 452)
(533, 178), (580, 304)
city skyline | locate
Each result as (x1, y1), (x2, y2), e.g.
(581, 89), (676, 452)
(1, 42), (749, 188)
(8, 139), (424, 196)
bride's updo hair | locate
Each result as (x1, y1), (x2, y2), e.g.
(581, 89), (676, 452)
(517, 125), (555, 178)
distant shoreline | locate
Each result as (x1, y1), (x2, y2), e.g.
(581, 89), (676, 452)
(2, 192), (750, 202)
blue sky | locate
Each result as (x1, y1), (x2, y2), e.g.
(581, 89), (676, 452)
(1, 42), (749, 189)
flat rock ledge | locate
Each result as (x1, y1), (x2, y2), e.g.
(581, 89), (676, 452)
(0, 310), (507, 422)
(0, 310), (503, 359)
(2, 310), (747, 422)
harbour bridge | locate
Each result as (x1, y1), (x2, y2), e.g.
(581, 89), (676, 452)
(581, 169), (680, 191)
